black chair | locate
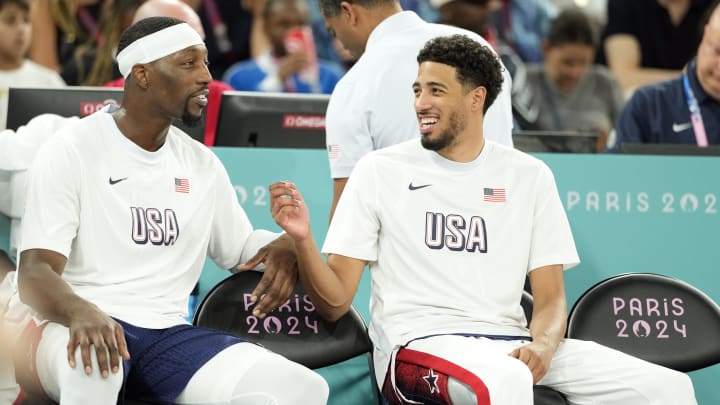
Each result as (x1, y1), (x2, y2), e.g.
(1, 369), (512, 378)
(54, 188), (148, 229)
(567, 273), (720, 372)
(520, 290), (534, 326)
(193, 271), (381, 404)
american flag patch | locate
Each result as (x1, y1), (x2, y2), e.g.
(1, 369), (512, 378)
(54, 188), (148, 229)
(175, 178), (190, 193)
(483, 187), (505, 202)
(328, 144), (341, 159)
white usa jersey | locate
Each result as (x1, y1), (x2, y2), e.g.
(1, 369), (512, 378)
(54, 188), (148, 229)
(323, 139), (579, 370)
(17, 110), (255, 328)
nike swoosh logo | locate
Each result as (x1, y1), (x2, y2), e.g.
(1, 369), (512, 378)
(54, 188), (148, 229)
(672, 122), (692, 133)
(109, 177), (128, 185)
(408, 183), (432, 191)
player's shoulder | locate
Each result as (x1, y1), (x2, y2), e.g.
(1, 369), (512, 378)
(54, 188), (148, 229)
(487, 141), (551, 173)
(168, 126), (221, 168)
(361, 138), (421, 166)
(349, 139), (420, 180)
(50, 110), (101, 146)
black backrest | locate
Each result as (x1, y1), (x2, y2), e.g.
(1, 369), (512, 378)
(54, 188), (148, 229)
(7, 87), (205, 143)
(521, 290), (534, 327)
(567, 273), (720, 372)
(193, 271), (372, 369)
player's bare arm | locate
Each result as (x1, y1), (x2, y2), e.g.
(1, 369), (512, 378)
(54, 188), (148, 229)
(269, 181), (366, 321)
(18, 249), (130, 378)
(236, 233), (299, 318)
(510, 264), (567, 383)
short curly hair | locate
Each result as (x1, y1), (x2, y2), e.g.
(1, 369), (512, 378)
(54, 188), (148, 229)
(417, 34), (503, 113)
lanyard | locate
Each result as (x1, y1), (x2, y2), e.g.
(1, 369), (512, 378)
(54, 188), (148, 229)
(682, 70), (708, 147)
(202, 0), (232, 53)
(77, 6), (100, 43)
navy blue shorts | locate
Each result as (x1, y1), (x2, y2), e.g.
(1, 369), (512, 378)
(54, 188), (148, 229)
(116, 319), (245, 404)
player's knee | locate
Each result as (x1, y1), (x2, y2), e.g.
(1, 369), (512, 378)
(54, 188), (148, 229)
(295, 368), (329, 404)
(273, 360), (328, 405)
(58, 348), (124, 398)
(643, 367), (695, 404)
(229, 353), (328, 405)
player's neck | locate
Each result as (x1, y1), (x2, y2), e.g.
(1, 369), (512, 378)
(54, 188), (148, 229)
(368, 3), (403, 33)
(0, 55), (23, 71)
(112, 108), (171, 152)
(438, 133), (485, 163)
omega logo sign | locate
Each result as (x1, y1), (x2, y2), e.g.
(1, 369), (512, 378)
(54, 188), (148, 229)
(79, 99), (120, 116)
(282, 114), (326, 129)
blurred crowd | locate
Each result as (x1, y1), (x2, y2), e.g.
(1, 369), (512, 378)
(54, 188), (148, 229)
(1, 0), (717, 152)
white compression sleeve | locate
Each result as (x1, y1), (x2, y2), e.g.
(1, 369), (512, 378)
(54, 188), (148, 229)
(175, 342), (328, 405)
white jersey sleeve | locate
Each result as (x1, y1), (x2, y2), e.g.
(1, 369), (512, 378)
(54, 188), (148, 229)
(206, 156), (254, 269)
(19, 137), (81, 257)
(528, 163), (579, 271)
(322, 156), (380, 261)
(205, 156), (282, 269)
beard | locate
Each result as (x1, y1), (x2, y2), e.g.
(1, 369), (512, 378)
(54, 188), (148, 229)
(181, 100), (205, 128)
(421, 108), (466, 151)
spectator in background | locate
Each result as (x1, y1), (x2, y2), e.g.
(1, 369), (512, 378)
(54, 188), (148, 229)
(106, 0), (233, 147)
(519, 8), (623, 152)
(430, 0), (501, 45)
(0, 0), (65, 130)
(27, 0), (103, 74)
(63, 0), (145, 85)
(551, 0), (607, 26)
(223, 0), (343, 94)
(608, 0), (720, 152)
(310, 0), (438, 70)
(601, 0), (714, 97)
(490, 0), (558, 63)
(182, 0), (256, 80)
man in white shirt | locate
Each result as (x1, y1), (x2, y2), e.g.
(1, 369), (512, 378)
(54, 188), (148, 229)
(9, 17), (327, 405)
(320, 0), (515, 219)
(269, 34), (696, 404)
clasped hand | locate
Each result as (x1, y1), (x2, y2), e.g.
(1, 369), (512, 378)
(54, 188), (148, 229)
(236, 183), (309, 318)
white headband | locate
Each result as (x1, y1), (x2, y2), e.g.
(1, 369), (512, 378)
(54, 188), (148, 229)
(116, 23), (204, 78)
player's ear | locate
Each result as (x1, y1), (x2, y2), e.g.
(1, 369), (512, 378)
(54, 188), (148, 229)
(130, 65), (150, 90)
(339, 1), (357, 25)
(470, 86), (486, 112)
